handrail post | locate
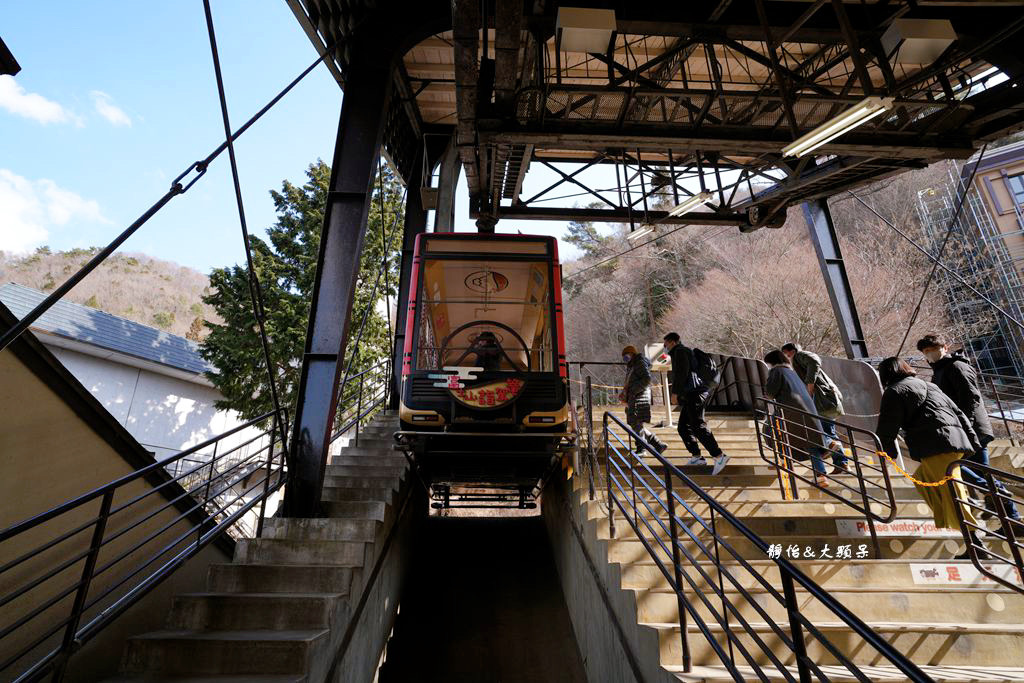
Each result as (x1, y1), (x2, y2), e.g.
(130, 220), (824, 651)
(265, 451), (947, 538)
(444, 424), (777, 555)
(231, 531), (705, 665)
(356, 374), (365, 448)
(850, 426), (881, 557)
(661, 369), (674, 428)
(586, 376), (596, 501)
(199, 440), (219, 543)
(988, 375), (1016, 446)
(664, 465), (691, 673)
(604, 414), (614, 539)
(989, 470), (1024, 571)
(256, 412), (278, 538)
(51, 489), (114, 681)
(781, 569), (814, 683)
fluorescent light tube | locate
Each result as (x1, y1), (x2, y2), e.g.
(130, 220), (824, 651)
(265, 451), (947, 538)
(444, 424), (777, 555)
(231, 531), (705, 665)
(626, 225), (655, 241)
(667, 191), (713, 217)
(782, 97), (895, 157)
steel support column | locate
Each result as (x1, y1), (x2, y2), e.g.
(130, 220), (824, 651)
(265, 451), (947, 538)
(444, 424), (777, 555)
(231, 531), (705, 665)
(803, 198), (868, 359)
(390, 149), (425, 408)
(283, 57), (394, 517)
(433, 135), (460, 232)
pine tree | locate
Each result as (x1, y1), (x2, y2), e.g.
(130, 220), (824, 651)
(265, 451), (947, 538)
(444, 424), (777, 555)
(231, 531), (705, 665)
(201, 159), (403, 420)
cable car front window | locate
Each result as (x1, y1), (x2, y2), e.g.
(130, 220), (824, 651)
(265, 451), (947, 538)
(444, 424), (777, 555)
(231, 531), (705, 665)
(416, 258), (554, 373)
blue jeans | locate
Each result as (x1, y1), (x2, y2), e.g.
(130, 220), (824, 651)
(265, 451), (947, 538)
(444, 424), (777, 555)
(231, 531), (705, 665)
(810, 418), (848, 474)
(960, 447), (1020, 520)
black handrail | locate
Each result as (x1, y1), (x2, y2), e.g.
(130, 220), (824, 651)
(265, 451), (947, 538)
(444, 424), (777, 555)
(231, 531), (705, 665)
(947, 459), (1024, 595)
(330, 358), (392, 448)
(0, 408), (288, 683)
(601, 412), (933, 682)
(753, 397), (897, 557)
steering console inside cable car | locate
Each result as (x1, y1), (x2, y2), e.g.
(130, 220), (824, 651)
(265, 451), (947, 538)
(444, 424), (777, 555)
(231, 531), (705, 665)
(396, 233), (573, 508)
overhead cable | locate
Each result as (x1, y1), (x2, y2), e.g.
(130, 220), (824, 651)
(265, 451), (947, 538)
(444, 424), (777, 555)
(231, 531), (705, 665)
(203, 0), (288, 451)
(893, 143), (988, 355)
(0, 35), (338, 354)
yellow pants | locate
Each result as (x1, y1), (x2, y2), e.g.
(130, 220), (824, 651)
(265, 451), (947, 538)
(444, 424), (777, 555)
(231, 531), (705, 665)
(913, 451), (978, 530)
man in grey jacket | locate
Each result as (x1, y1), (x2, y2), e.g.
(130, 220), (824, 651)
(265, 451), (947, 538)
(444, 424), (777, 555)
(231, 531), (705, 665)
(917, 334), (1019, 521)
(781, 342), (849, 474)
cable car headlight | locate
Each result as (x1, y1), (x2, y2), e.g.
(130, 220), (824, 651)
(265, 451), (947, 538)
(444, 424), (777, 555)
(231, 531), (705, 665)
(528, 416), (557, 424)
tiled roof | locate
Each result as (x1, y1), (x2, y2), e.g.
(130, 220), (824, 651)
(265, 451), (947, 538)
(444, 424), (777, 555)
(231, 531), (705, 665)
(0, 283), (212, 375)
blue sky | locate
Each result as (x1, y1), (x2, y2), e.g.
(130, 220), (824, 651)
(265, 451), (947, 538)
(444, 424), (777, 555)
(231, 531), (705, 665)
(0, 2), (598, 274)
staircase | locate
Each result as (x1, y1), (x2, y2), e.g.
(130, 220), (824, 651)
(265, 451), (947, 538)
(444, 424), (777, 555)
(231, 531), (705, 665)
(576, 410), (1024, 682)
(106, 411), (411, 682)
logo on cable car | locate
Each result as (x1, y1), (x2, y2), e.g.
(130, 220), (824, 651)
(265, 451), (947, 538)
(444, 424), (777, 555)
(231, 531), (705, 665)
(450, 377), (525, 409)
(428, 366), (481, 389)
(465, 270), (509, 293)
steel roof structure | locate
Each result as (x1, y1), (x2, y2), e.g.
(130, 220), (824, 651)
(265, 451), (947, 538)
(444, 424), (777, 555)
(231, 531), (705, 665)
(277, 0), (1024, 516)
(289, 0), (1024, 229)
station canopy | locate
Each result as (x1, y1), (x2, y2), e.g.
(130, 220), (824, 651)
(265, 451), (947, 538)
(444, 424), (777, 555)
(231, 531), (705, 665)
(289, 0), (1024, 231)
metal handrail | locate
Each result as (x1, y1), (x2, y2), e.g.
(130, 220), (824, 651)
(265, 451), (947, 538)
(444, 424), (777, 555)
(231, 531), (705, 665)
(947, 459), (1024, 595)
(601, 412), (933, 682)
(330, 358), (392, 448)
(753, 397), (897, 557)
(0, 408), (288, 683)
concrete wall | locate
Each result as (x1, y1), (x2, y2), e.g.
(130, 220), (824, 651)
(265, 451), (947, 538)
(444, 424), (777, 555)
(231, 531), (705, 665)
(0, 345), (231, 682)
(542, 474), (676, 683)
(326, 479), (426, 683)
(47, 346), (255, 461)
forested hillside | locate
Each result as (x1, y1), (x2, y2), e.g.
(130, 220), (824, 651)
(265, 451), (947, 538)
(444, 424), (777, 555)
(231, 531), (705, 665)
(0, 247), (217, 339)
(562, 163), (953, 364)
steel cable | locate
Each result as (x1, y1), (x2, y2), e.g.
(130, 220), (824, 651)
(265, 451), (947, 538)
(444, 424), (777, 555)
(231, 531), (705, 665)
(894, 143), (988, 355)
(202, 0), (288, 452)
(0, 34), (339, 355)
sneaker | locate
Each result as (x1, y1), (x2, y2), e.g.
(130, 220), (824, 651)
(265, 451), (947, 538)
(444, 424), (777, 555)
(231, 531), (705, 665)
(827, 439), (844, 453)
(655, 441), (669, 455)
(711, 454), (730, 475)
(829, 465), (849, 475)
(686, 455), (707, 466)
(815, 474), (830, 488)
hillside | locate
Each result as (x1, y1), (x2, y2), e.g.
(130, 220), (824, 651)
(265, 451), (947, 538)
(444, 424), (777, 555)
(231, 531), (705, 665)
(0, 247), (218, 339)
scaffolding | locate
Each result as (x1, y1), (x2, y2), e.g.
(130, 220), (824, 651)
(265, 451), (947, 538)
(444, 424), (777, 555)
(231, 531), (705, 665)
(915, 158), (1024, 380)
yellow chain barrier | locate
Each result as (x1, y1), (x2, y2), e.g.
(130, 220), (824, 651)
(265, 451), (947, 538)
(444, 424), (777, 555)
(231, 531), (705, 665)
(875, 450), (956, 487)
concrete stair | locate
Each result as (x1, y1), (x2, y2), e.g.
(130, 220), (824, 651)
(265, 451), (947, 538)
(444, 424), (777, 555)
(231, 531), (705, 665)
(577, 410), (1024, 682)
(105, 411), (409, 682)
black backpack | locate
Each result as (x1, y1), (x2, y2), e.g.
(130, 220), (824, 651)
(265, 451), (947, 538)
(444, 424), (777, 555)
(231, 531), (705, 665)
(690, 348), (721, 388)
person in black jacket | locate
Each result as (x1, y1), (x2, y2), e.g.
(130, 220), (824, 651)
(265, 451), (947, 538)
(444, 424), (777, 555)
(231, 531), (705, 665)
(917, 334), (1020, 521)
(619, 345), (668, 454)
(875, 358), (988, 559)
(663, 332), (729, 475)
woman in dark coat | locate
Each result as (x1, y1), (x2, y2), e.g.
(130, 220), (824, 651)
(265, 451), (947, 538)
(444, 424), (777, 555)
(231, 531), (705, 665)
(875, 357), (985, 558)
(763, 350), (834, 487)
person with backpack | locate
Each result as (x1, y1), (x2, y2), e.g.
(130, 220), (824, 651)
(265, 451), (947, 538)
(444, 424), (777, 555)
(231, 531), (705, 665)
(662, 332), (730, 475)
(763, 350), (834, 488)
(619, 345), (668, 454)
(781, 342), (849, 474)
(916, 334), (1020, 523)
(875, 357), (989, 559)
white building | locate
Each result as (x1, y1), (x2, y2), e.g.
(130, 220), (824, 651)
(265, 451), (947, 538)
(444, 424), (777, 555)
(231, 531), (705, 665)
(0, 283), (257, 463)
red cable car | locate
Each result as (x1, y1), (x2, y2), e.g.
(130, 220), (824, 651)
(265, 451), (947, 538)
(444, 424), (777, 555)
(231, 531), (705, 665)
(396, 233), (572, 508)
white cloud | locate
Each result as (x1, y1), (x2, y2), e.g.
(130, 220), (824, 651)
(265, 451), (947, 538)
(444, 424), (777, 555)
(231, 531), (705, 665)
(0, 75), (82, 126)
(0, 169), (110, 254)
(90, 90), (131, 126)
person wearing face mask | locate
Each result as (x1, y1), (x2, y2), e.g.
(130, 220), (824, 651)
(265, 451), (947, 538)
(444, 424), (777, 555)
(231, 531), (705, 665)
(916, 334), (1020, 524)
(619, 345), (668, 454)
(662, 332), (730, 475)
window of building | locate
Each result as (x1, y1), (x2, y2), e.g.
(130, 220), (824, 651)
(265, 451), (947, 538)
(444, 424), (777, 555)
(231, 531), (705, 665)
(1008, 173), (1024, 208)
